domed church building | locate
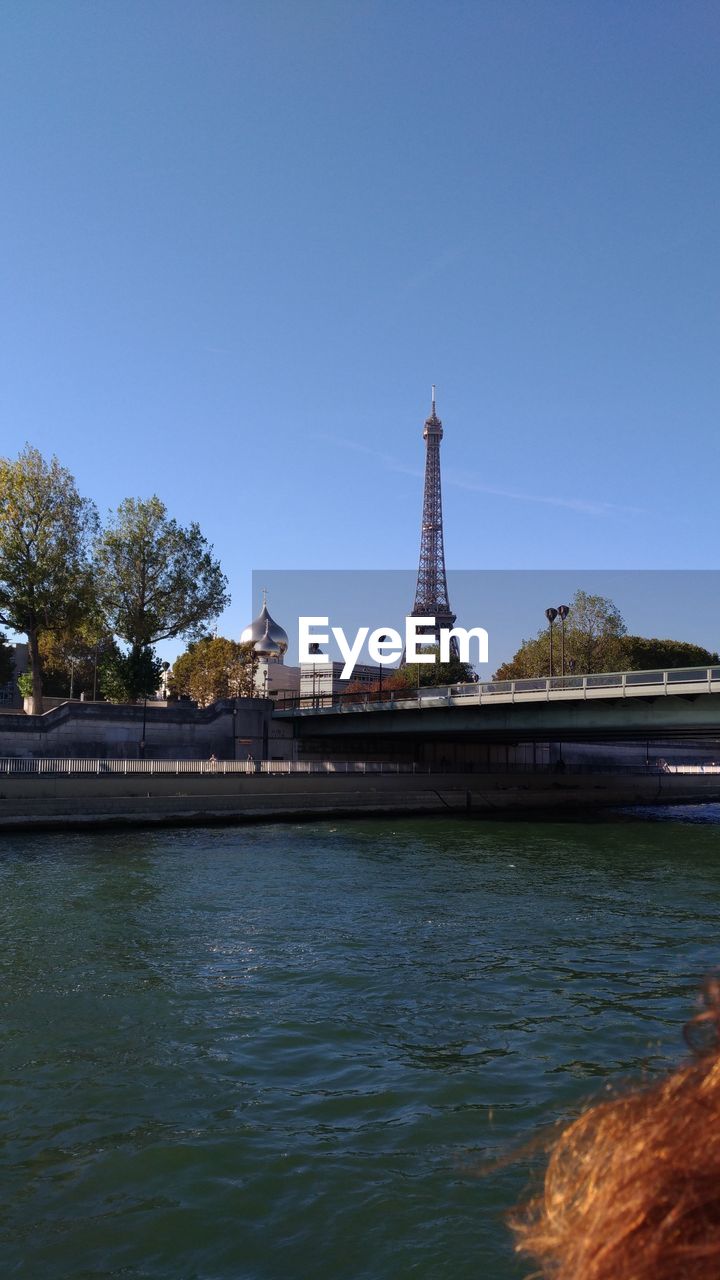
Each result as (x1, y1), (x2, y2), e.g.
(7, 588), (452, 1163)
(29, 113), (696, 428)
(240, 594), (299, 701)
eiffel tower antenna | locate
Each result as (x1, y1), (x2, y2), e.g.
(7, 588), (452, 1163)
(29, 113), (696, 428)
(411, 387), (458, 658)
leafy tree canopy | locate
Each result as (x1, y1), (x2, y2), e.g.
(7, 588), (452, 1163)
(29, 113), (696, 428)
(95, 496), (230, 657)
(495, 591), (626, 679)
(17, 671), (33, 699)
(344, 649), (476, 697)
(494, 591), (718, 679)
(405, 648), (477, 688)
(0, 632), (14, 688)
(622, 636), (718, 671)
(169, 636), (257, 706)
(0, 445), (97, 713)
(39, 622), (120, 698)
(100, 646), (163, 703)
(342, 667), (415, 698)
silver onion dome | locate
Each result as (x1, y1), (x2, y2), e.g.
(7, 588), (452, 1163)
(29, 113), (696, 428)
(254, 622), (281, 659)
(240, 600), (288, 655)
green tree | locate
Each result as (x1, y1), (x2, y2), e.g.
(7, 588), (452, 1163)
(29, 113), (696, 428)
(395, 648), (476, 690)
(342, 650), (475, 701)
(100, 646), (163, 703)
(170, 636), (257, 706)
(621, 636), (719, 671)
(38, 619), (119, 698)
(495, 591), (627, 679)
(95, 497), (230, 663)
(567, 591), (627, 673)
(0, 446), (97, 713)
(494, 594), (720, 680)
(0, 632), (14, 688)
(17, 671), (33, 699)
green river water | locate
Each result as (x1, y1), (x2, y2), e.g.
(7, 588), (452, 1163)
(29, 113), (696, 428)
(2, 808), (720, 1279)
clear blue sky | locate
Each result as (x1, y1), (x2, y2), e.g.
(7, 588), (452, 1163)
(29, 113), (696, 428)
(2, 2), (719, 654)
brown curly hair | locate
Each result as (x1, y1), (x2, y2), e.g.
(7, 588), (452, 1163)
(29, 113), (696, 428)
(509, 977), (720, 1280)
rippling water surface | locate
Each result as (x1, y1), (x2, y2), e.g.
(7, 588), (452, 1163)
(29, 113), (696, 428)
(3, 809), (720, 1279)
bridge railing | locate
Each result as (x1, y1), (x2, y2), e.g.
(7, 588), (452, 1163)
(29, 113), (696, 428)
(277, 665), (720, 714)
(0, 757), (255, 775)
(0, 758), (430, 776)
(0, 756), (715, 777)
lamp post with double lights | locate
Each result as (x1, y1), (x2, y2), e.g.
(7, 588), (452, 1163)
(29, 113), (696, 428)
(545, 607), (558, 678)
(557, 604), (570, 676)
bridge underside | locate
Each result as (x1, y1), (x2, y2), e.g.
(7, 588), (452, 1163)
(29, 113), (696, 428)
(290, 693), (720, 761)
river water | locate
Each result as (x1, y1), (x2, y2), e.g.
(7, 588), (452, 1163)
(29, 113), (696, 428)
(2, 809), (720, 1279)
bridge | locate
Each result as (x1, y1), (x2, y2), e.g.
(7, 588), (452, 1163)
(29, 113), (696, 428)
(275, 666), (720, 751)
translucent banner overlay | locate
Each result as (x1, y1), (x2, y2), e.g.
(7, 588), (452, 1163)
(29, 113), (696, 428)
(250, 570), (720, 675)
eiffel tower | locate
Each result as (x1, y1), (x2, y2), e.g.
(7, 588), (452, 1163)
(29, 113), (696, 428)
(410, 387), (459, 659)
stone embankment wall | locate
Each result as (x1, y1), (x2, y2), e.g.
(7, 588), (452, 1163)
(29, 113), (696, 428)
(1, 770), (719, 830)
(0, 699), (295, 761)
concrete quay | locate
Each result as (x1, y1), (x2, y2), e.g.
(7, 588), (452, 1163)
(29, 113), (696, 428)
(1, 769), (719, 831)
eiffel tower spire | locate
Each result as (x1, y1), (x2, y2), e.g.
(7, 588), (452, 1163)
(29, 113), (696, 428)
(411, 387), (458, 658)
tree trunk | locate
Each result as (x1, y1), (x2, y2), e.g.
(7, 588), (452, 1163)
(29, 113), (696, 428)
(28, 628), (44, 716)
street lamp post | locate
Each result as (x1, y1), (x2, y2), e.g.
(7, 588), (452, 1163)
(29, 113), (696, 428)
(557, 604), (570, 676)
(545, 607), (558, 678)
(308, 641), (323, 708)
(139, 660), (167, 759)
(139, 693), (148, 758)
(377, 634), (391, 703)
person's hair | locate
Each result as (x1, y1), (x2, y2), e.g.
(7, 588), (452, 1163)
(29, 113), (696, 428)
(509, 977), (720, 1280)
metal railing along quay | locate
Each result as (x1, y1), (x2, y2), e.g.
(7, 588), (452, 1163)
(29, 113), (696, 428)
(0, 758), (431, 777)
(0, 758), (717, 778)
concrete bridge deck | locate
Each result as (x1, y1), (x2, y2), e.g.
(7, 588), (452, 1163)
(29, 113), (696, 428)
(280, 665), (720, 715)
(277, 667), (720, 745)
